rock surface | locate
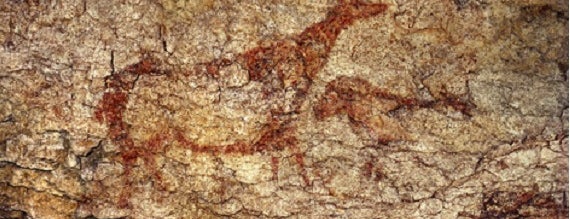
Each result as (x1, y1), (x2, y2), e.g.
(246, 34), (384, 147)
(0, 0), (568, 218)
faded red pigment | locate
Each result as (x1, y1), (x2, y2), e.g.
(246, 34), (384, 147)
(314, 76), (475, 144)
(93, 0), (440, 208)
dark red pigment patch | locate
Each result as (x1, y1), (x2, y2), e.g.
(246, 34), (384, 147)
(481, 190), (568, 218)
(362, 157), (385, 182)
(94, 0), (389, 208)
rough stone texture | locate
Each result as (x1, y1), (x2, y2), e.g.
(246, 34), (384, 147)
(0, 0), (568, 218)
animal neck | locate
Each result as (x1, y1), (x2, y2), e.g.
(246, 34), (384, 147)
(296, 1), (388, 52)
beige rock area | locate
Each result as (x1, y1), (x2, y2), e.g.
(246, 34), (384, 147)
(0, 0), (568, 218)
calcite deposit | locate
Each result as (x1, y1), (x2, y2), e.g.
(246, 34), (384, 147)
(0, 0), (568, 218)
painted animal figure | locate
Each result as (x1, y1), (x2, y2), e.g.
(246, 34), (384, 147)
(92, 0), (469, 208)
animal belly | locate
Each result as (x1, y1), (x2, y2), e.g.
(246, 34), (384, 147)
(124, 74), (273, 148)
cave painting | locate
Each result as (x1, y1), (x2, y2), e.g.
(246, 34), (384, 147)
(93, 0), (473, 207)
(314, 76), (474, 144)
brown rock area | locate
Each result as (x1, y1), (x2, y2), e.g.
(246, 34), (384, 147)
(0, 0), (568, 218)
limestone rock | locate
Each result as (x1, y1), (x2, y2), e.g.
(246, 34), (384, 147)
(0, 0), (567, 218)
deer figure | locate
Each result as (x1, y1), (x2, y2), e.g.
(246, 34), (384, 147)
(95, 0), (465, 208)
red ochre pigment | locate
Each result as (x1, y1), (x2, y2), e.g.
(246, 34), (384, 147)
(93, 1), (469, 208)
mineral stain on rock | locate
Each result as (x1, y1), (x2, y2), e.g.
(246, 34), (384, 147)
(481, 190), (568, 218)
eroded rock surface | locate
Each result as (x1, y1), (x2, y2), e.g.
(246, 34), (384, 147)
(0, 0), (568, 218)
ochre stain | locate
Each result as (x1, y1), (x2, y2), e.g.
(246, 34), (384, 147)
(481, 190), (567, 218)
